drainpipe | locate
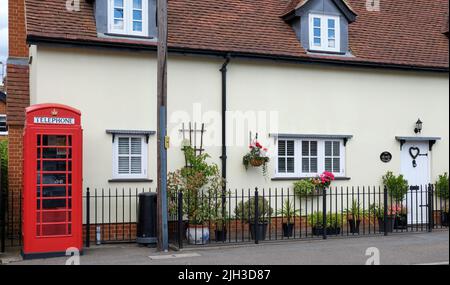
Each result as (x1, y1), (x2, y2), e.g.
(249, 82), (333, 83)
(220, 54), (231, 193)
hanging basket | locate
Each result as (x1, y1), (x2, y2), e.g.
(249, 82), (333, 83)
(250, 158), (265, 167)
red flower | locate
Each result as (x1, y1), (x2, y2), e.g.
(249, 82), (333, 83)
(255, 142), (262, 149)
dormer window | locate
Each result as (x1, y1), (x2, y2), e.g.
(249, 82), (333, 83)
(108, 0), (149, 37)
(309, 14), (340, 53)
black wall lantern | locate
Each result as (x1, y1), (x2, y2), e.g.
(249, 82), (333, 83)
(414, 119), (423, 134)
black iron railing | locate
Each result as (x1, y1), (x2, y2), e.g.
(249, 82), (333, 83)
(169, 184), (448, 248)
(83, 187), (152, 247)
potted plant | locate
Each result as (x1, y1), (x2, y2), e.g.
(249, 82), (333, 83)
(345, 200), (367, 234)
(383, 171), (409, 203)
(393, 205), (408, 230)
(235, 196), (273, 240)
(293, 179), (319, 198)
(308, 212), (343, 236)
(276, 200), (300, 237)
(243, 138), (270, 176)
(167, 145), (225, 245)
(369, 204), (395, 232)
(435, 173), (449, 227)
(211, 208), (229, 242)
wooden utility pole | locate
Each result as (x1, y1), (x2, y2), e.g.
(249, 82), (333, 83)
(157, 0), (169, 252)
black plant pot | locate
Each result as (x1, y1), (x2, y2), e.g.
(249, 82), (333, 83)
(442, 212), (449, 227)
(348, 219), (361, 234)
(312, 225), (341, 236)
(378, 217), (395, 232)
(394, 215), (408, 230)
(282, 223), (294, 237)
(214, 229), (227, 241)
(249, 222), (268, 240)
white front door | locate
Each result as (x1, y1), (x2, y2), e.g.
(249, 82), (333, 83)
(400, 141), (430, 224)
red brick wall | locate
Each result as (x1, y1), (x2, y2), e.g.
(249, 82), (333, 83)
(6, 0), (30, 240)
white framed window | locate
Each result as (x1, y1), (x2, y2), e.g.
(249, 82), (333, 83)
(275, 138), (346, 178)
(113, 136), (148, 179)
(277, 140), (296, 176)
(0, 115), (7, 135)
(108, 0), (149, 37)
(309, 14), (340, 52)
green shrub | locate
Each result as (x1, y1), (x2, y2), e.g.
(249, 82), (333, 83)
(382, 171), (408, 202)
(293, 179), (316, 197)
(234, 197), (273, 223)
(435, 173), (449, 200)
(307, 211), (343, 228)
(0, 139), (7, 194)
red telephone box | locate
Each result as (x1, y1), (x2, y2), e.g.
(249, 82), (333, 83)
(23, 104), (83, 258)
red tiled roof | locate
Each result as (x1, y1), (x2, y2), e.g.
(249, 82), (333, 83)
(24, 0), (449, 70)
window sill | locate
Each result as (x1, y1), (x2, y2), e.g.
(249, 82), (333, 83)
(307, 49), (346, 56)
(103, 33), (154, 40)
(271, 177), (351, 181)
(108, 178), (153, 183)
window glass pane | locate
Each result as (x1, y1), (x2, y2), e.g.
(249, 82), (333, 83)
(42, 135), (67, 146)
(131, 138), (142, 155)
(114, 8), (124, 19)
(302, 141), (309, 156)
(133, 21), (143, 32)
(333, 141), (340, 156)
(131, 157), (142, 174)
(287, 158), (295, 173)
(328, 19), (335, 29)
(333, 158), (340, 173)
(278, 158), (286, 173)
(133, 0), (142, 9)
(328, 39), (335, 48)
(311, 158), (318, 173)
(42, 186), (68, 198)
(286, 141), (294, 156)
(118, 137), (129, 155)
(114, 0), (124, 7)
(314, 37), (321, 46)
(325, 141), (332, 156)
(114, 19), (124, 29)
(313, 17), (321, 27)
(118, 157), (130, 174)
(41, 160), (67, 171)
(325, 158), (332, 172)
(314, 27), (320, 37)
(278, 140), (286, 156)
(302, 158), (309, 173)
(133, 10), (142, 21)
(328, 29), (335, 39)
(310, 141), (318, 156)
(42, 174), (69, 185)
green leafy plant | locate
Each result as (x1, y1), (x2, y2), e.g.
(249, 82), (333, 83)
(242, 140), (270, 177)
(167, 145), (225, 225)
(307, 212), (343, 229)
(435, 172), (449, 201)
(344, 200), (367, 221)
(234, 196), (273, 223)
(382, 171), (409, 202)
(369, 203), (406, 219)
(276, 200), (300, 224)
(293, 179), (317, 197)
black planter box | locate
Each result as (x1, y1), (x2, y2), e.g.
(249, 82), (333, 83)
(394, 215), (408, 230)
(348, 219), (361, 234)
(214, 229), (227, 241)
(282, 223), (294, 237)
(312, 225), (341, 236)
(442, 212), (449, 227)
(378, 217), (395, 232)
(249, 223), (268, 240)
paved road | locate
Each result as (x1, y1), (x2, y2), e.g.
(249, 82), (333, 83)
(6, 231), (449, 265)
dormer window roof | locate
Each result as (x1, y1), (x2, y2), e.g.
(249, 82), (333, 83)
(281, 0), (358, 55)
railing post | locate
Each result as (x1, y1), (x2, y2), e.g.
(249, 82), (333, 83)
(177, 191), (183, 249)
(383, 185), (388, 236)
(254, 187), (259, 244)
(85, 188), (90, 248)
(322, 187), (327, 240)
(428, 184), (433, 232)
